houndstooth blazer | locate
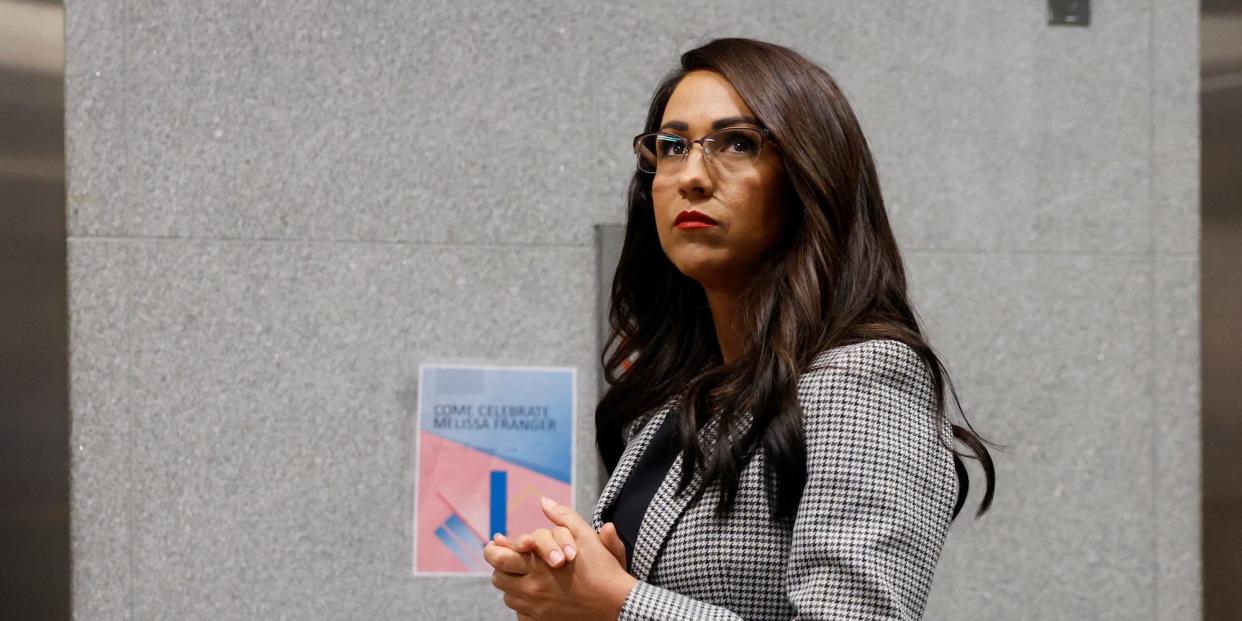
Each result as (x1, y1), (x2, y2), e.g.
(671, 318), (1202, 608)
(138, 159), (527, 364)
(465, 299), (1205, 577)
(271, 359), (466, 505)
(590, 338), (958, 620)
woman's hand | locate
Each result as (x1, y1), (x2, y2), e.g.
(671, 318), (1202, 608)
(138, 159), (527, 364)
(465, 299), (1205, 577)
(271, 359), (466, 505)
(491, 497), (629, 571)
(483, 497), (636, 620)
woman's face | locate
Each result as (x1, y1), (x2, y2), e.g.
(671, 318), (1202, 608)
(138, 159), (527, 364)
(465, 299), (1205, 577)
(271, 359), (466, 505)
(651, 69), (788, 295)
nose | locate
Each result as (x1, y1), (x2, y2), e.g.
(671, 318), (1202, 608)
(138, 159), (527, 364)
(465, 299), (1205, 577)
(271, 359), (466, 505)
(677, 141), (714, 196)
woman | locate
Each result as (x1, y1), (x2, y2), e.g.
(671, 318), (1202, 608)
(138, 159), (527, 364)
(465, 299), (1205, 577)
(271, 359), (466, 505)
(483, 37), (997, 620)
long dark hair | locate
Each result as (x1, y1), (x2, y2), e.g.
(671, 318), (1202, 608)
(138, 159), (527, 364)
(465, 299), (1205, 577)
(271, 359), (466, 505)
(595, 37), (999, 523)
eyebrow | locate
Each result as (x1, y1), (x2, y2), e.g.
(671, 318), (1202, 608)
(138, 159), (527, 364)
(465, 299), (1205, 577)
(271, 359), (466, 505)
(659, 115), (761, 132)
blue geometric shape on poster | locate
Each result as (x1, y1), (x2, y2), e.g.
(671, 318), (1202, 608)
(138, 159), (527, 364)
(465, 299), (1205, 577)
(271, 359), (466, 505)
(435, 524), (477, 570)
(490, 470), (507, 537)
(419, 365), (574, 484)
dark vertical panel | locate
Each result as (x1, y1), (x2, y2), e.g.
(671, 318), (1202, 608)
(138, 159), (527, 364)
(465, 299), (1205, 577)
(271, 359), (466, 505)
(0, 1), (68, 619)
(1201, 2), (1242, 620)
(594, 223), (624, 491)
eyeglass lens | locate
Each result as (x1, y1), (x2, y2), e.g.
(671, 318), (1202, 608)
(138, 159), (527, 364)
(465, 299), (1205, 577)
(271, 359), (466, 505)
(635, 128), (763, 174)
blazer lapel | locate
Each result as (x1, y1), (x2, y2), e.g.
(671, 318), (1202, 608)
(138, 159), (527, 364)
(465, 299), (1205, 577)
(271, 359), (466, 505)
(591, 394), (680, 531)
(592, 392), (756, 582)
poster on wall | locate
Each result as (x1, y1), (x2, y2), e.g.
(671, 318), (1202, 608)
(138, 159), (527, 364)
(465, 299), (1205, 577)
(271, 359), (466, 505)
(412, 363), (576, 576)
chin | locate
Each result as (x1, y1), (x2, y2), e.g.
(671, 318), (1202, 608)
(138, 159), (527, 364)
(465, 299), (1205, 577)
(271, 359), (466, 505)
(669, 253), (726, 286)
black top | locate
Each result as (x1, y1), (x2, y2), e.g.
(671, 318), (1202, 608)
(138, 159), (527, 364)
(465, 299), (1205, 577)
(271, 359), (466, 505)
(601, 407), (681, 574)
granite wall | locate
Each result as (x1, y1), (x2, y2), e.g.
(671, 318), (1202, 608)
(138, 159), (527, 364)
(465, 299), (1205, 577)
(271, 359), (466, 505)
(65, 1), (1200, 618)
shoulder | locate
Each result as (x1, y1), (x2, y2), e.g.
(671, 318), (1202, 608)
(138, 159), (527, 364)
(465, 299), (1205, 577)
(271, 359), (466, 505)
(799, 338), (931, 390)
(795, 338), (939, 433)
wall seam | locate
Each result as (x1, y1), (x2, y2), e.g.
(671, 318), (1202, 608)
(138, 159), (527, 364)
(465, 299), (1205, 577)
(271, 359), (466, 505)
(1145, 0), (1160, 618)
(120, 0), (134, 617)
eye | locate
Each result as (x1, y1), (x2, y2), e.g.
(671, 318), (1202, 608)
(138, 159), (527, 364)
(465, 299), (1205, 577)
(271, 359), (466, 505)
(718, 130), (758, 154)
(656, 135), (687, 157)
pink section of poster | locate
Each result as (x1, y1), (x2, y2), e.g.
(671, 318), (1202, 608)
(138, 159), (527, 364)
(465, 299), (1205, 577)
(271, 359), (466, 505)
(415, 431), (573, 574)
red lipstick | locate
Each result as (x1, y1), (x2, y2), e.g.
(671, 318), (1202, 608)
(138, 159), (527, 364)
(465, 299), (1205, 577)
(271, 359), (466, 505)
(674, 209), (718, 229)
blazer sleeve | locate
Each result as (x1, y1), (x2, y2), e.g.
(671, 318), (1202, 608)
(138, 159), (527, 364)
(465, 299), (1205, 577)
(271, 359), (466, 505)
(615, 341), (958, 620)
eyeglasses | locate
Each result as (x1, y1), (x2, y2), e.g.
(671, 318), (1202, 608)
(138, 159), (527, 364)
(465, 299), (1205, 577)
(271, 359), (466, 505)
(632, 126), (774, 175)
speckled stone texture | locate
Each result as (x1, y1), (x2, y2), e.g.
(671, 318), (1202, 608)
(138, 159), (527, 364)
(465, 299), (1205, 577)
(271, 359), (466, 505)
(65, 0), (1200, 619)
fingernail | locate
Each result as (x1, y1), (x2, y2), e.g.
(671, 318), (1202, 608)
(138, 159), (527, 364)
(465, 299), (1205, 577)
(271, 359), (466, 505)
(564, 545), (576, 560)
(549, 550), (563, 565)
(540, 496), (555, 508)
(493, 532), (502, 540)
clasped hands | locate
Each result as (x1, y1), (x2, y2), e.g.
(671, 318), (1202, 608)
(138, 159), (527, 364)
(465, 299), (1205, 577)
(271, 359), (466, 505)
(482, 496), (638, 621)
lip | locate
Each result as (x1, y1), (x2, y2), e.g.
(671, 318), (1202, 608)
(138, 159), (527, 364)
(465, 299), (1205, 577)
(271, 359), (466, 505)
(674, 209), (718, 229)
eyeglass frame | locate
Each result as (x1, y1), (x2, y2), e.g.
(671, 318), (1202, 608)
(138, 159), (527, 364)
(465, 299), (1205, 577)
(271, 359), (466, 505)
(631, 126), (777, 174)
